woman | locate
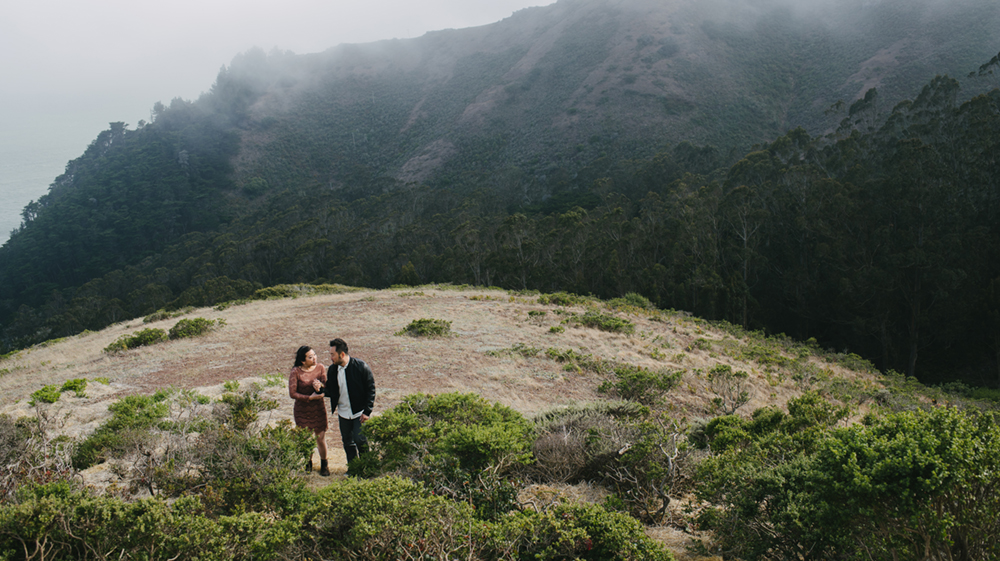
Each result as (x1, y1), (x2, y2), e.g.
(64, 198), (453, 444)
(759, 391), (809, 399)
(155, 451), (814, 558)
(288, 345), (330, 476)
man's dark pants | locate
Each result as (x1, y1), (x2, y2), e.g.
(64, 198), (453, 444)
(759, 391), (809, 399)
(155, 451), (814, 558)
(338, 415), (369, 463)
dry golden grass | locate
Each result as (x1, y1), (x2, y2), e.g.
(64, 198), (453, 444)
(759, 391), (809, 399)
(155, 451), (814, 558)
(0, 285), (889, 559)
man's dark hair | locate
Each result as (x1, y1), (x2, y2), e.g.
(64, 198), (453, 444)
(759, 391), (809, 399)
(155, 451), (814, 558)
(294, 345), (312, 367)
(330, 338), (349, 354)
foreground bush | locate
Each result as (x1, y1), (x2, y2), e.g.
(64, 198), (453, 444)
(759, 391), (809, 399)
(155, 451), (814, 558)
(697, 403), (1000, 560)
(299, 476), (674, 561)
(357, 392), (534, 520)
(154, 422), (314, 515)
(361, 392), (534, 475)
(0, 415), (74, 505)
(0, 486), (300, 560)
(71, 393), (171, 469)
(0, 477), (672, 561)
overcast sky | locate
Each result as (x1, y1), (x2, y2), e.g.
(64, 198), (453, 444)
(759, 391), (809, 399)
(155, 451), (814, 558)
(0, 0), (557, 242)
(1, 0), (557, 126)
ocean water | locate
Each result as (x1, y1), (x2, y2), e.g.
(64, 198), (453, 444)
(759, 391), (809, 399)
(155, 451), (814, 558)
(0, 113), (112, 246)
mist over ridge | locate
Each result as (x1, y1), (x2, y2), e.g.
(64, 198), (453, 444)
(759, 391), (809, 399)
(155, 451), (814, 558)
(207, 0), (998, 191)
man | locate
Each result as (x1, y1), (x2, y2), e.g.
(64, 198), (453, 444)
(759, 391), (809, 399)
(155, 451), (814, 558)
(316, 338), (376, 471)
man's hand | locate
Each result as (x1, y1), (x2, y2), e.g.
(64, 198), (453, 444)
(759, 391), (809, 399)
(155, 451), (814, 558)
(361, 414), (370, 423)
(312, 380), (323, 392)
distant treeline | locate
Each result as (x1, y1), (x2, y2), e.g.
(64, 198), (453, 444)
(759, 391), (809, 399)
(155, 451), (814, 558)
(3, 71), (1000, 387)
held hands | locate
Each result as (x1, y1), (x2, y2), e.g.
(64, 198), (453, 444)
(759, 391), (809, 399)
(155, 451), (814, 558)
(311, 379), (324, 399)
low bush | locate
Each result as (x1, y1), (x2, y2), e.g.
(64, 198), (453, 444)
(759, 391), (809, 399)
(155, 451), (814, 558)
(29, 385), (61, 405)
(530, 401), (645, 482)
(142, 307), (193, 323)
(608, 292), (655, 311)
(60, 378), (87, 397)
(693, 398), (997, 560)
(168, 317), (223, 339)
(707, 364), (751, 414)
(253, 283), (360, 300)
(0, 489), (301, 560)
(597, 364), (683, 406)
(358, 393), (534, 519)
(537, 291), (591, 306)
(164, 422), (314, 515)
(544, 347), (612, 374)
(298, 476), (674, 561)
(572, 310), (635, 334)
(1, 415), (74, 504)
(103, 328), (168, 353)
(217, 384), (279, 431)
(395, 318), (452, 337)
(71, 394), (170, 469)
(485, 343), (543, 358)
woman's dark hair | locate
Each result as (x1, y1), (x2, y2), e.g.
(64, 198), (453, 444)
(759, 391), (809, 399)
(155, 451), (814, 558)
(294, 345), (312, 367)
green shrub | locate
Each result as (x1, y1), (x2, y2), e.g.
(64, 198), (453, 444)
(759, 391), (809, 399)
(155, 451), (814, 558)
(300, 476), (479, 558)
(487, 503), (674, 560)
(688, 338), (712, 351)
(60, 378), (87, 397)
(168, 317), (222, 339)
(544, 347), (613, 374)
(695, 404), (997, 560)
(103, 328), (168, 353)
(486, 343), (542, 358)
(358, 393), (534, 519)
(298, 476), (673, 561)
(167, 422), (313, 515)
(537, 291), (590, 306)
(29, 385), (61, 405)
(1, 416), (75, 504)
(72, 394), (170, 469)
(364, 393), (534, 474)
(0, 490), (301, 560)
(597, 364), (682, 406)
(572, 310), (635, 334)
(707, 364), (751, 414)
(395, 318), (452, 337)
(218, 385), (279, 431)
(253, 283), (360, 300)
(608, 292), (655, 311)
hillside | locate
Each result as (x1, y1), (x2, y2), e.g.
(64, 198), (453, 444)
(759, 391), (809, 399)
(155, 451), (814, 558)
(4, 0), (1000, 388)
(2, 286), (995, 559)
(228, 0), (1000, 191)
(0, 285), (889, 415)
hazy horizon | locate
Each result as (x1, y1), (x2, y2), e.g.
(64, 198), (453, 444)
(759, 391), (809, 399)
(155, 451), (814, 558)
(0, 0), (558, 244)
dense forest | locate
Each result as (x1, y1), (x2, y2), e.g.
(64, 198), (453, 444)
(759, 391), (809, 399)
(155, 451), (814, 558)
(2, 0), (1000, 388)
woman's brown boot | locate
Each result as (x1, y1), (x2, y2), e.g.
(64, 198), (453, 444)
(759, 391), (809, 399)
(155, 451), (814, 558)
(319, 459), (330, 477)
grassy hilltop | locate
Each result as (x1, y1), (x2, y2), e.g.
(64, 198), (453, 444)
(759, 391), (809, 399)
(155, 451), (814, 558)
(2, 285), (997, 559)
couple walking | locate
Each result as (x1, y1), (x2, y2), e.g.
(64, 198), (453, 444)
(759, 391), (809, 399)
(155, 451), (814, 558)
(287, 338), (376, 477)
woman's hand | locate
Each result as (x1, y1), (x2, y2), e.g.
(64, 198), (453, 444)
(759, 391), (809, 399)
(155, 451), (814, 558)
(312, 380), (324, 392)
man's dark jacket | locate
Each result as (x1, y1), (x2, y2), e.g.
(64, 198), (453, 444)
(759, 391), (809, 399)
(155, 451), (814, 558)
(325, 357), (376, 417)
